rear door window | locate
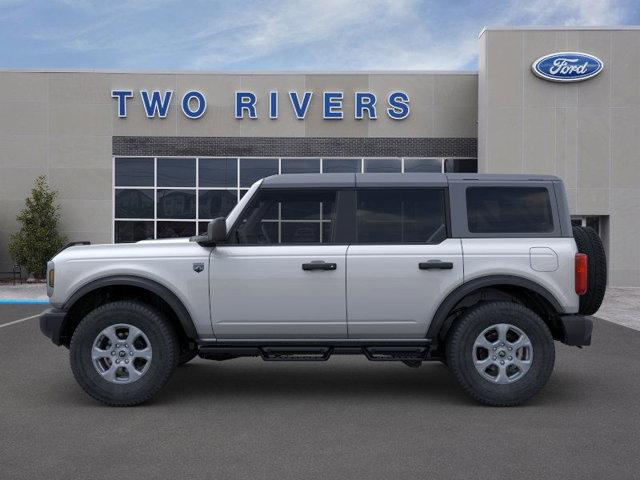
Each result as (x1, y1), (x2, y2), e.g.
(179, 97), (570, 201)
(356, 189), (447, 244)
(466, 187), (554, 233)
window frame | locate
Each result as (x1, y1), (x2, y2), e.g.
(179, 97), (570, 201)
(353, 187), (450, 245)
(448, 182), (562, 238)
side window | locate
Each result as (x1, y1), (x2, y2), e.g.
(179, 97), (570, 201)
(232, 189), (337, 245)
(466, 187), (554, 233)
(356, 189), (447, 244)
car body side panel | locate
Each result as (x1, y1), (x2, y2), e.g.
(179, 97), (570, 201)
(49, 241), (214, 337)
(209, 245), (348, 338)
(346, 239), (464, 337)
(461, 238), (579, 313)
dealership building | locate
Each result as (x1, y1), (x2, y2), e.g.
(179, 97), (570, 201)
(0, 26), (639, 285)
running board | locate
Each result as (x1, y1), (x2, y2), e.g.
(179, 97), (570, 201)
(198, 339), (432, 363)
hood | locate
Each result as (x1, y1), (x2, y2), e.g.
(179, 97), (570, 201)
(51, 237), (205, 263)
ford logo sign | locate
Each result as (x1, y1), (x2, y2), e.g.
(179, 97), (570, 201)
(532, 52), (603, 82)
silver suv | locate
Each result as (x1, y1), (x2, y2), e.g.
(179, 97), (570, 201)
(40, 173), (607, 407)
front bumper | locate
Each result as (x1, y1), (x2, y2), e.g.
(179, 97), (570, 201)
(39, 308), (67, 346)
(558, 314), (593, 346)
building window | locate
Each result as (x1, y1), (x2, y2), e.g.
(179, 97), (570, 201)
(572, 216), (603, 236)
(113, 156), (477, 243)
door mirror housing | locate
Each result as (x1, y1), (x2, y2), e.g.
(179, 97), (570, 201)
(192, 217), (227, 247)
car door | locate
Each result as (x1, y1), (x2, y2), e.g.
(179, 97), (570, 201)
(346, 186), (463, 338)
(210, 187), (348, 339)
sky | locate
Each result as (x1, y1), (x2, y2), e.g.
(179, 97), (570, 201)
(0, 0), (638, 71)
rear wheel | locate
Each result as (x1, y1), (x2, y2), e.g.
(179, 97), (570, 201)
(70, 300), (178, 406)
(446, 301), (555, 407)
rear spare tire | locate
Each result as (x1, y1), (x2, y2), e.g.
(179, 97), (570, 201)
(572, 226), (607, 315)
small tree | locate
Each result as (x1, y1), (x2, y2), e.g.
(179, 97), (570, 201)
(9, 176), (67, 279)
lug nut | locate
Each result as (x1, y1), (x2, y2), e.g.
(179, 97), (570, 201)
(500, 343), (505, 347)
(129, 351), (134, 356)
(116, 359), (120, 364)
(125, 344), (128, 348)
(111, 351), (115, 356)
(508, 356), (513, 360)
(500, 360), (505, 365)
(124, 359), (129, 364)
(508, 347), (513, 351)
(492, 346), (497, 351)
(492, 356), (497, 360)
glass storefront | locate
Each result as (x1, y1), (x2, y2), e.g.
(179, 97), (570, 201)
(113, 156), (477, 243)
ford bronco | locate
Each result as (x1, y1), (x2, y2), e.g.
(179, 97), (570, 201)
(40, 173), (606, 406)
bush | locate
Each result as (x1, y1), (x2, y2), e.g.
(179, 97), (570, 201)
(8, 176), (67, 279)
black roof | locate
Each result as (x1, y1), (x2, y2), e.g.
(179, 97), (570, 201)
(260, 172), (561, 189)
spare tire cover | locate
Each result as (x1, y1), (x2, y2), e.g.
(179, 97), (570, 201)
(572, 226), (607, 315)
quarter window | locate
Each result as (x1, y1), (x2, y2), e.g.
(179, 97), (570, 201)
(466, 187), (554, 233)
(356, 189), (447, 244)
(231, 189), (337, 245)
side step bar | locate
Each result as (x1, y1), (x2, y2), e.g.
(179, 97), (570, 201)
(198, 339), (432, 362)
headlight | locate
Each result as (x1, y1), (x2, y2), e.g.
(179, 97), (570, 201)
(46, 261), (55, 297)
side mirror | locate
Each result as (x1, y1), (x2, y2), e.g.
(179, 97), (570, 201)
(192, 217), (226, 247)
(210, 217), (227, 244)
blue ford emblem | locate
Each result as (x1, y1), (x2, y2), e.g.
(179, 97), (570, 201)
(532, 52), (603, 82)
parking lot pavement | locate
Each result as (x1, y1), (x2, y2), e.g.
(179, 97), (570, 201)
(1, 305), (640, 480)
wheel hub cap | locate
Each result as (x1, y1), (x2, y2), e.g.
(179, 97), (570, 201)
(91, 324), (152, 384)
(472, 323), (533, 384)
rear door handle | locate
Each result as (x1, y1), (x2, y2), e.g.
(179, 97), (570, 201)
(302, 261), (337, 271)
(419, 260), (454, 270)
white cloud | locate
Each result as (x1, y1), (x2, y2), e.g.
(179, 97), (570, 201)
(510, 0), (623, 26)
(9, 0), (632, 70)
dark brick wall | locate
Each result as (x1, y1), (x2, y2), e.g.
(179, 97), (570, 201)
(113, 136), (477, 158)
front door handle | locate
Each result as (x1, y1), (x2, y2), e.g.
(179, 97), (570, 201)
(419, 260), (454, 270)
(302, 261), (337, 271)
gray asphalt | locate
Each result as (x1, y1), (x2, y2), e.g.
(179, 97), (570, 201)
(1, 305), (639, 480)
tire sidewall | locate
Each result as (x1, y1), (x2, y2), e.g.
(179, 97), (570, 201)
(447, 302), (555, 405)
(70, 302), (177, 405)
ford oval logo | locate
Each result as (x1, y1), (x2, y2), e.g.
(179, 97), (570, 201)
(532, 52), (603, 82)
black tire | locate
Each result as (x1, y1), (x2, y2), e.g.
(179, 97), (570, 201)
(572, 226), (607, 315)
(176, 344), (198, 366)
(70, 301), (178, 407)
(446, 301), (555, 407)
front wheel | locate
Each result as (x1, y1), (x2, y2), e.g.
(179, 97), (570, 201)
(445, 301), (555, 407)
(70, 301), (178, 406)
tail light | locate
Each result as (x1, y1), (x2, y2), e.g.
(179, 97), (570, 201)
(575, 253), (588, 295)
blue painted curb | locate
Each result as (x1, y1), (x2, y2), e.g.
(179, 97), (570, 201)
(0, 299), (49, 305)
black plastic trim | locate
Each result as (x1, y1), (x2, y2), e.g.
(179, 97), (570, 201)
(198, 339), (433, 362)
(198, 338), (430, 346)
(62, 275), (198, 340)
(558, 314), (593, 346)
(39, 308), (67, 346)
(426, 275), (564, 342)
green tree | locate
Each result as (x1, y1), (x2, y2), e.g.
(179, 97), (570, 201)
(8, 175), (67, 279)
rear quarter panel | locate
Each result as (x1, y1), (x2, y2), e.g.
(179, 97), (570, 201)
(462, 238), (579, 313)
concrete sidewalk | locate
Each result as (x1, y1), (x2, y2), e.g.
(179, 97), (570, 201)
(595, 287), (640, 331)
(0, 283), (47, 302)
(0, 283), (638, 330)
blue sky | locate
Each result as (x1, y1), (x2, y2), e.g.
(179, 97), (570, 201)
(0, 0), (638, 71)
